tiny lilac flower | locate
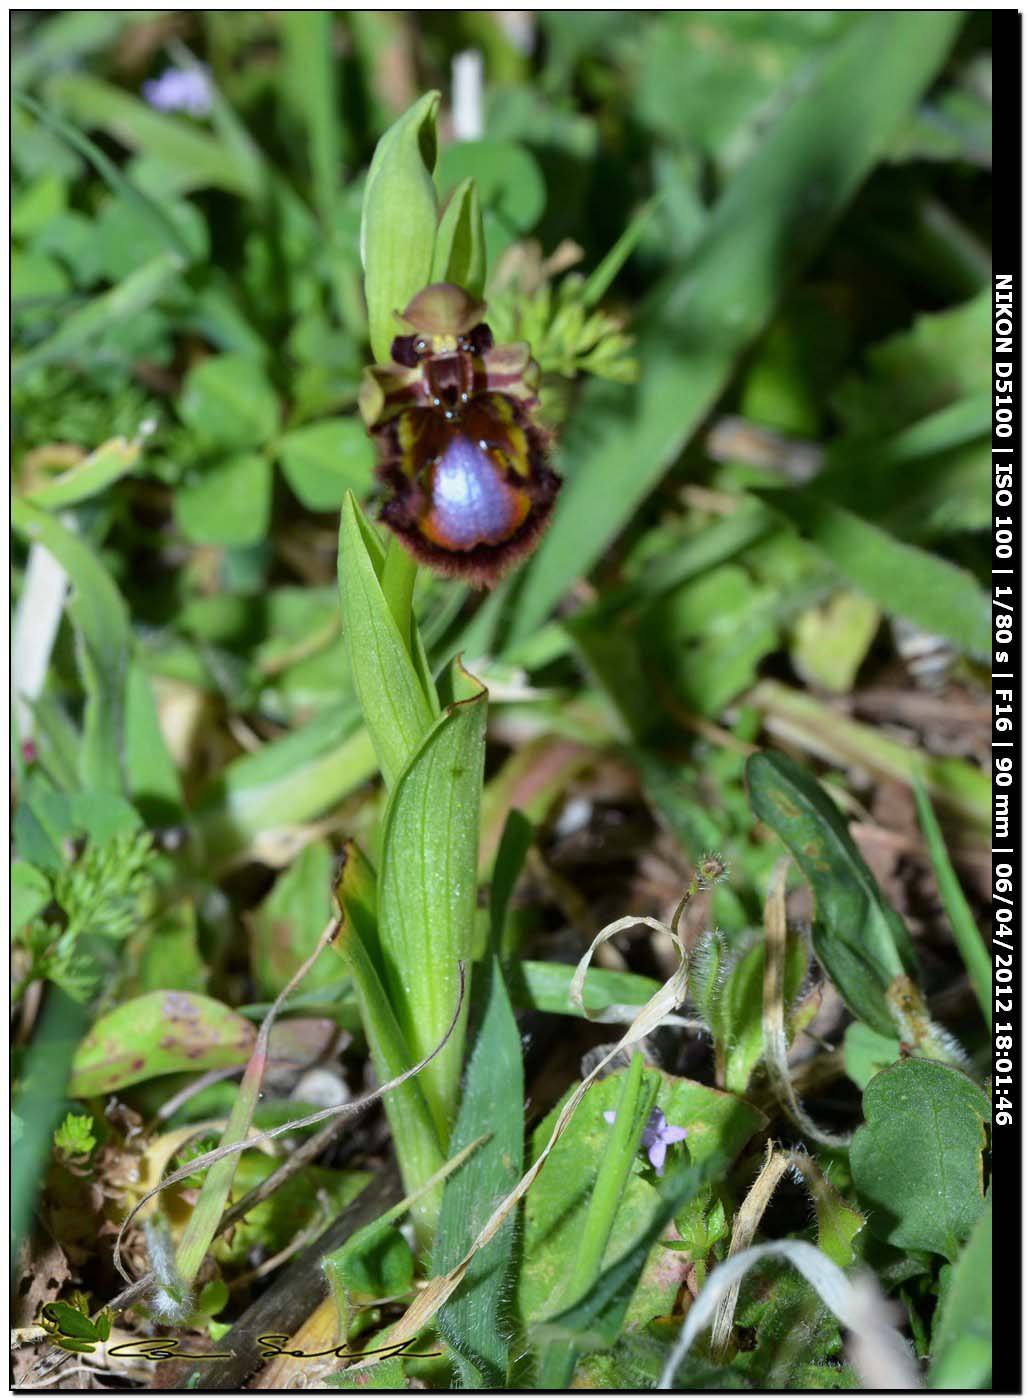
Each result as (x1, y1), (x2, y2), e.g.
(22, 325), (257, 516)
(603, 1106), (689, 1176)
(142, 65), (213, 117)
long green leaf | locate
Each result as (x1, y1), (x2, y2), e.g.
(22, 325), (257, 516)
(26, 435), (143, 510)
(338, 493), (436, 792)
(330, 841), (445, 1239)
(537, 1055), (658, 1388)
(434, 955), (523, 1385)
(510, 12), (963, 642)
(376, 661), (487, 1140)
(43, 73), (259, 196)
(194, 707), (376, 866)
(746, 750), (918, 1038)
(508, 960), (662, 1019)
(749, 679), (990, 832)
(914, 780), (992, 1030)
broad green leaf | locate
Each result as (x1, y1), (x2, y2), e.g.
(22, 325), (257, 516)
(431, 176), (487, 299)
(790, 590), (881, 694)
(746, 750), (918, 1037)
(929, 1191), (992, 1388)
(376, 660), (487, 1137)
(337, 493), (436, 791)
(434, 956), (522, 1386)
(12, 500), (130, 795)
(850, 1058), (990, 1263)
(12, 249), (69, 299)
(511, 12), (963, 641)
(330, 1356), (407, 1389)
(247, 840), (340, 998)
(531, 1102), (759, 1361)
(175, 453), (272, 547)
(753, 487), (991, 660)
(179, 354), (279, 450)
(360, 91), (440, 364)
(14, 12), (154, 88)
(93, 192), (208, 282)
(11, 170), (66, 238)
(68, 991), (256, 1096)
(25, 435), (142, 510)
(832, 291), (990, 437)
(277, 418), (375, 511)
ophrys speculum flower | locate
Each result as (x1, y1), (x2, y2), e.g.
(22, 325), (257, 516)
(359, 282), (561, 586)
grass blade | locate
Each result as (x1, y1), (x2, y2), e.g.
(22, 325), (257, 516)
(43, 73), (259, 196)
(12, 251), (184, 381)
(26, 435), (143, 510)
(537, 1053), (658, 1387)
(913, 779), (992, 1029)
(753, 486), (990, 659)
(280, 12), (344, 225)
(511, 12), (963, 642)
(13, 90), (195, 262)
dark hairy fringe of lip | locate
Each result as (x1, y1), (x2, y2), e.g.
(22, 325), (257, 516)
(371, 408), (559, 586)
(379, 486), (559, 586)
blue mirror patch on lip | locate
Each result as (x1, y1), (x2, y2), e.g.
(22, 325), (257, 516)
(426, 435), (518, 548)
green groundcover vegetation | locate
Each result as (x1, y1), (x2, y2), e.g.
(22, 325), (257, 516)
(12, 11), (992, 1391)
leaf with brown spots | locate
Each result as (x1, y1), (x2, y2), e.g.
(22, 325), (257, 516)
(68, 992), (257, 1096)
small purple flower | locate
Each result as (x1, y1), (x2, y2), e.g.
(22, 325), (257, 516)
(142, 65), (213, 117)
(604, 1105), (689, 1176)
